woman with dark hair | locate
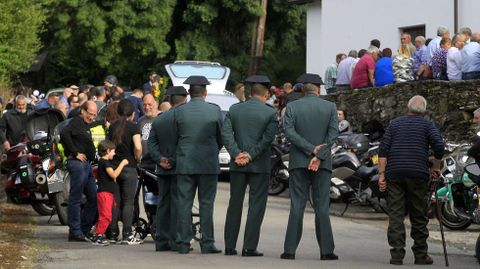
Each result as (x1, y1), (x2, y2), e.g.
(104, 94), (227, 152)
(107, 99), (142, 244)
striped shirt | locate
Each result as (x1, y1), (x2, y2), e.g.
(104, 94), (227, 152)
(379, 115), (444, 180)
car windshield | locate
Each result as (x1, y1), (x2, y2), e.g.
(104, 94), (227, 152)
(170, 64), (227, 79)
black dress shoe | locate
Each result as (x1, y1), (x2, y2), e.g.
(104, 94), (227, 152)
(156, 246), (172, 252)
(68, 234), (86, 242)
(320, 253), (339, 260)
(201, 247), (222, 254)
(414, 255), (433, 265)
(242, 249), (263, 257)
(225, 248), (238, 255)
(280, 252), (295, 260)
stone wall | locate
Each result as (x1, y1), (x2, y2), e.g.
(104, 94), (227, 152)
(323, 80), (480, 144)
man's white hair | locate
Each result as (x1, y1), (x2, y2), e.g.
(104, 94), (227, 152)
(474, 108), (480, 115)
(407, 95), (427, 114)
(437, 26), (449, 37)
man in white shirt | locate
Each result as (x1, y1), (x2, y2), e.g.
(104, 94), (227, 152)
(336, 50), (358, 91)
(427, 26), (449, 66)
(447, 34), (466, 81)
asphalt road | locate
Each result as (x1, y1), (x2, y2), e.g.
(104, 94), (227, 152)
(20, 182), (480, 268)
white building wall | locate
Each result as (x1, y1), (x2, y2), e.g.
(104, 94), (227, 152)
(306, 0), (459, 88)
(458, 0), (480, 31)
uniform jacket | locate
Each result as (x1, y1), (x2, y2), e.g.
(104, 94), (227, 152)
(284, 93), (338, 171)
(148, 109), (177, 175)
(174, 97), (223, 174)
(221, 97), (278, 173)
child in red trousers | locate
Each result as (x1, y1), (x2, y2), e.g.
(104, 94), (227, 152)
(93, 140), (128, 246)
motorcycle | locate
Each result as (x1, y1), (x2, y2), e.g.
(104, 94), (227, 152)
(268, 141), (290, 195)
(434, 144), (480, 230)
(316, 142), (386, 215)
(3, 109), (68, 224)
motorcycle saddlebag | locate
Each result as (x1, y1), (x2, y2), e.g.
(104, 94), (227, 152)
(18, 157), (35, 186)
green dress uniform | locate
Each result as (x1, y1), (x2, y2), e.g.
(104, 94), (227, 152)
(283, 92), (339, 256)
(221, 96), (278, 253)
(174, 97), (223, 253)
(148, 107), (179, 251)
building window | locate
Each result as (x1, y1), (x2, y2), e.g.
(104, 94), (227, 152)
(399, 25), (426, 41)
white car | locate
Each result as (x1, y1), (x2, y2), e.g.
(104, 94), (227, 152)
(165, 61), (238, 173)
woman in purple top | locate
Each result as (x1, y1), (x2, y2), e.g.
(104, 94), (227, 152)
(431, 37), (451, 80)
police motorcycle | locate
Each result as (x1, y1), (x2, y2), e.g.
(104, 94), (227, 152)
(268, 136), (290, 195)
(434, 144), (480, 230)
(312, 133), (386, 215)
(3, 108), (68, 224)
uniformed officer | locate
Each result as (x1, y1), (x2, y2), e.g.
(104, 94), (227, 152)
(174, 76), (223, 254)
(280, 73), (339, 261)
(222, 75), (278, 257)
(148, 86), (188, 251)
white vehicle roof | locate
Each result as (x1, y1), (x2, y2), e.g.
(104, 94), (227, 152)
(165, 61), (231, 95)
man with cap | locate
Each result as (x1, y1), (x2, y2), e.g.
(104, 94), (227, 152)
(148, 86), (188, 252)
(280, 73), (339, 261)
(173, 76), (223, 254)
(222, 75), (278, 257)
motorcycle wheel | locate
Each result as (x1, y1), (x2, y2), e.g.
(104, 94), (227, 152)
(31, 202), (54, 216)
(52, 192), (68, 225)
(192, 221), (201, 242)
(475, 233), (480, 264)
(132, 218), (149, 240)
(437, 202), (472, 230)
(268, 166), (287, 195)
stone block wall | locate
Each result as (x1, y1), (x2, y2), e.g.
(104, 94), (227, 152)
(323, 80), (480, 144)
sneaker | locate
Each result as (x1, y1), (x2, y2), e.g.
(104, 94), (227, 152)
(121, 234), (143, 245)
(107, 236), (121, 244)
(84, 231), (95, 243)
(92, 234), (110, 246)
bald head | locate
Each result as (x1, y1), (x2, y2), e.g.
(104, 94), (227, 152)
(80, 100), (98, 123)
(143, 93), (159, 117)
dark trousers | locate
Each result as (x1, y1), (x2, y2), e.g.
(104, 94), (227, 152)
(176, 174), (218, 252)
(155, 174), (178, 250)
(111, 166), (138, 237)
(462, 71), (480, 80)
(66, 160), (97, 236)
(387, 177), (429, 260)
(224, 172), (269, 250)
(283, 168), (334, 255)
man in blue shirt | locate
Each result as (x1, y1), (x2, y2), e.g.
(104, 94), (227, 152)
(35, 93), (59, 111)
(413, 36), (428, 80)
(378, 95), (444, 266)
(374, 48), (394, 87)
(461, 34), (480, 80)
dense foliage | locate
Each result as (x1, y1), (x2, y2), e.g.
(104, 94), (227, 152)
(0, 0), (50, 87)
(5, 0), (306, 90)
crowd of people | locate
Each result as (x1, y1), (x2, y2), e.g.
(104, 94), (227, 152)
(0, 51), (472, 265)
(324, 26), (480, 92)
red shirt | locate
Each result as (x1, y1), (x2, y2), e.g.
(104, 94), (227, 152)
(351, 54), (375, 89)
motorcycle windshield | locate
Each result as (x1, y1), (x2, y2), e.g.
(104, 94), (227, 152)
(25, 108), (65, 141)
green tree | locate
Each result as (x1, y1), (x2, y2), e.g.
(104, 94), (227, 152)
(0, 0), (50, 87)
(173, 0), (306, 88)
(43, 0), (176, 87)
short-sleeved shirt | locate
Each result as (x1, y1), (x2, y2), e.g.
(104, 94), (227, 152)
(137, 114), (160, 163)
(108, 120), (141, 167)
(431, 48), (448, 80)
(351, 54), (375, 89)
(447, 47), (462, 80)
(374, 57), (394, 87)
(324, 63), (338, 90)
(97, 158), (120, 194)
(413, 45), (427, 74)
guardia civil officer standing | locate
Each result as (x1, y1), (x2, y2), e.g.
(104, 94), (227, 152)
(60, 101), (98, 241)
(174, 76), (223, 254)
(148, 86), (188, 251)
(222, 75), (278, 257)
(280, 74), (339, 261)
